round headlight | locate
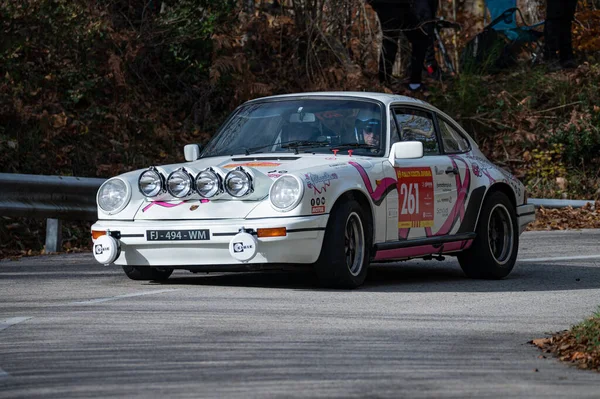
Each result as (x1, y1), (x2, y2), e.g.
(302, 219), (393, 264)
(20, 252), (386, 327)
(167, 168), (193, 198)
(138, 168), (164, 197)
(224, 169), (252, 197)
(196, 169), (222, 198)
(269, 175), (303, 211)
(98, 178), (130, 214)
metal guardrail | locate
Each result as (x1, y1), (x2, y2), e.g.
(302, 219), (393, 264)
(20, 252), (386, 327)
(528, 198), (596, 209)
(0, 173), (596, 253)
(0, 173), (105, 252)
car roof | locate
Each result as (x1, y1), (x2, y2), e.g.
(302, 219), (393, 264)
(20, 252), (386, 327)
(245, 91), (429, 108)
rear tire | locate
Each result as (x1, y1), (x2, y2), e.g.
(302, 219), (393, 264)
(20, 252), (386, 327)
(458, 191), (518, 279)
(314, 199), (370, 288)
(122, 266), (173, 281)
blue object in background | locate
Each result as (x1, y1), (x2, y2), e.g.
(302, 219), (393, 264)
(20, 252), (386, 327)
(485, 0), (544, 42)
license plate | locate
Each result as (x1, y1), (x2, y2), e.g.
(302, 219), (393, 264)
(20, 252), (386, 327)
(146, 229), (210, 241)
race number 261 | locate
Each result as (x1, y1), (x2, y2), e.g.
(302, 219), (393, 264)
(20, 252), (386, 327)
(396, 167), (434, 229)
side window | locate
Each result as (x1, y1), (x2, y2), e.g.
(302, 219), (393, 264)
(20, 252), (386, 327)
(439, 119), (470, 154)
(393, 108), (439, 155)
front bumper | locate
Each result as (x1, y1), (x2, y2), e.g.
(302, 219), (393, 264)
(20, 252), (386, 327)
(91, 215), (328, 267)
(516, 204), (535, 234)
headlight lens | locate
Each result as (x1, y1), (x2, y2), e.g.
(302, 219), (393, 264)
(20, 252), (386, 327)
(98, 178), (130, 214)
(270, 175), (303, 211)
(138, 168), (163, 197)
(167, 168), (193, 198)
(224, 169), (252, 197)
(196, 169), (222, 198)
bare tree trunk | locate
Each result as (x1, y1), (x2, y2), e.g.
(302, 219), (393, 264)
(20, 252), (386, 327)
(463, 0), (485, 28)
(518, 0), (543, 24)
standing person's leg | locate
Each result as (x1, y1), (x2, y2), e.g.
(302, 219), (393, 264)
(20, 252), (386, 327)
(380, 18), (402, 82)
(558, 0), (578, 66)
(406, 30), (428, 86)
(406, 0), (436, 89)
(543, 0), (561, 61)
(423, 0), (440, 79)
(372, 4), (404, 83)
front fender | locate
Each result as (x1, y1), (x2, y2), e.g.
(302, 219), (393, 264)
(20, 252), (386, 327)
(246, 159), (384, 219)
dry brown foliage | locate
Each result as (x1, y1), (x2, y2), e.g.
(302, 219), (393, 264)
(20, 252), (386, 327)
(531, 323), (600, 372)
(528, 202), (600, 231)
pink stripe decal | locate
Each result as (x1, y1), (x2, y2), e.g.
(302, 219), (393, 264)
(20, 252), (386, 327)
(349, 161), (397, 205)
(142, 200), (190, 212)
(426, 156), (471, 237)
(374, 239), (473, 261)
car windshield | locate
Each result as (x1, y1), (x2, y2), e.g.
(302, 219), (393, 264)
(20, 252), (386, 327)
(201, 98), (385, 157)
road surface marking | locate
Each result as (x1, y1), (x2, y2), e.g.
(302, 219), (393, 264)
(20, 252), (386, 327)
(519, 255), (600, 263)
(0, 368), (8, 379)
(71, 289), (179, 305)
(0, 317), (32, 332)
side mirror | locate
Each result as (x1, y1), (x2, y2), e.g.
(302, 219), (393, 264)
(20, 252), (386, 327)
(184, 144), (202, 161)
(389, 141), (423, 162)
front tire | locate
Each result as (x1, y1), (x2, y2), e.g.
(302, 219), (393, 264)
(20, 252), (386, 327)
(458, 191), (518, 279)
(315, 199), (370, 288)
(122, 266), (173, 281)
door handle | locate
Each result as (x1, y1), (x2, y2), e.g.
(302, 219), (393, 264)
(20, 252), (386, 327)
(445, 167), (459, 175)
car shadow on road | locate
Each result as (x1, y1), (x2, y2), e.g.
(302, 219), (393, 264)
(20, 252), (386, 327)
(152, 259), (600, 293)
(362, 260), (600, 293)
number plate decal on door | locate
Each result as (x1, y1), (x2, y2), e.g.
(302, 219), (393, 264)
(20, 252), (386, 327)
(395, 167), (434, 229)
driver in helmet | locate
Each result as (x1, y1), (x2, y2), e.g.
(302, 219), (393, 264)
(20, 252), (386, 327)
(356, 118), (381, 147)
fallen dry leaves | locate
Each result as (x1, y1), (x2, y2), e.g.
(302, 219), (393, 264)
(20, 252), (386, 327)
(527, 202), (600, 231)
(530, 329), (600, 372)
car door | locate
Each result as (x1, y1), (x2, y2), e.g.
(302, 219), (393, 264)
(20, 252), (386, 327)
(388, 106), (459, 240)
(436, 115), (475, 232)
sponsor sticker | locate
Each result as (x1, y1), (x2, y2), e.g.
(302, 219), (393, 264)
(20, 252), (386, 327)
(395, 167), (434, 229)
(311, 205), (325, 214)
(310, 197), (326, 206)
(233, 242), (253, 253)
(305, 172), (338, 194)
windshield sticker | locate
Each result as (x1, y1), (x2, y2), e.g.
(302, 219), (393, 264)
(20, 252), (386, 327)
(396, 167), (434, 229)
(305, 172), (338, 194)
(222, 161), (281, 169)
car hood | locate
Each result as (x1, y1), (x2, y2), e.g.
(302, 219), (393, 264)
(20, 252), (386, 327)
(192, 154), (341, 175)
(132, 153), (373, 220)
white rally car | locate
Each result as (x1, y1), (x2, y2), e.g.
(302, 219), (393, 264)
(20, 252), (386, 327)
(92, 92), (535, 288)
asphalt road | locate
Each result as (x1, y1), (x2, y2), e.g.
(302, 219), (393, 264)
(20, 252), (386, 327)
(1, 230), (600, 398)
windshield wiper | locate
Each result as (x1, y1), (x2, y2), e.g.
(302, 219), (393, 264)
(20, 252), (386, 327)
(334, 143), (379, 150)
(245, 140), (329, 155)
(281, 140), (330, 154)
